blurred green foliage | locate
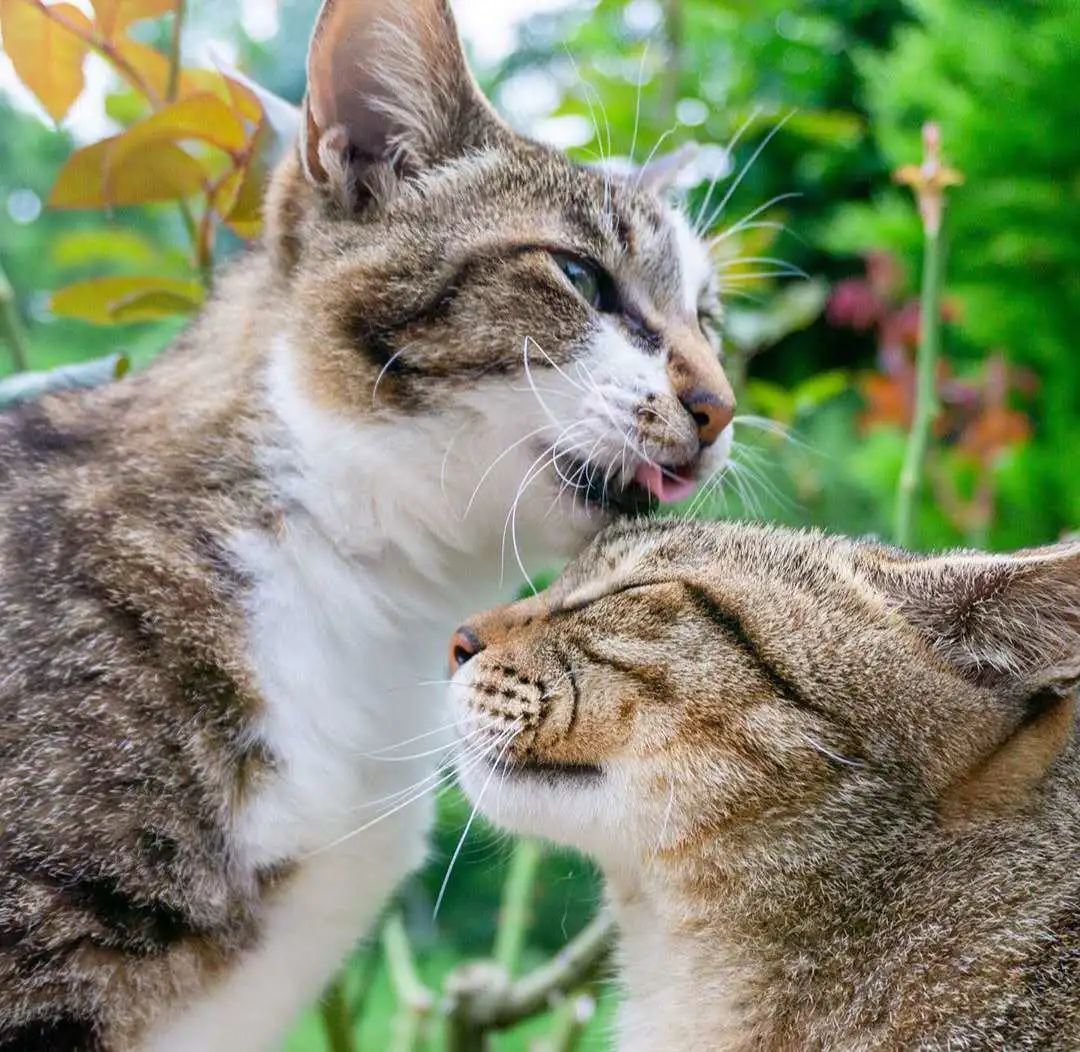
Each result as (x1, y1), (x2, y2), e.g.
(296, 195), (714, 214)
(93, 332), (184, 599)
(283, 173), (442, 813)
(1, 0), (1076, 1048)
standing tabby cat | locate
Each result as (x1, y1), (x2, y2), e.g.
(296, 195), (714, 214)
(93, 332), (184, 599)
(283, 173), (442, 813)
(0, 1), (737, 1048)
(452, 519), (1080, 1050)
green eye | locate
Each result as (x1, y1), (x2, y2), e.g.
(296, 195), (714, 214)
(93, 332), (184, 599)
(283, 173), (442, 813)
(553, 253), (604, 310)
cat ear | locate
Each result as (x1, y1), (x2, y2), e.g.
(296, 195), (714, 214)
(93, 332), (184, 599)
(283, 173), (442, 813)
(636, 142), (699, 193)
(863, 542), (1080, 821)
(865, 541), (1080, 692)
(300, 0), (507, 206)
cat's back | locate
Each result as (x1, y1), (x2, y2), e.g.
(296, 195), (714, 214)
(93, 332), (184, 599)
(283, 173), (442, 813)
(0, 331), (276, 1046)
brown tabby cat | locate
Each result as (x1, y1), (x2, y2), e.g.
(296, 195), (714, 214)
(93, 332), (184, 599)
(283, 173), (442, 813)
(0, 1), (737, 1049)
(451, 519), (1080, 1051)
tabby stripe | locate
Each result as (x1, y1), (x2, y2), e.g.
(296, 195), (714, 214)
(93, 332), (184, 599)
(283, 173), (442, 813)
(10, 859), (201, 955)
(680, 582), (836, 726)
(570, 637), (671, 698)
(0, 1018), (104, 1052)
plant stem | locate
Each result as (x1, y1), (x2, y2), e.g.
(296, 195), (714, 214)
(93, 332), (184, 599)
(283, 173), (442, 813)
(894, 221), (943, 548)
(0, 263), (30, 373)
(494, 839), (541, 977)
(166, 0), (186, 102)
(382, 913), (434, 1052)
(319, 976), (356, 1052)
(893, 122), (961, 549)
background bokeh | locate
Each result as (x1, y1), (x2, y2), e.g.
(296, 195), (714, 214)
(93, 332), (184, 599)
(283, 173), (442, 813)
(1, 0), (1077, 1048)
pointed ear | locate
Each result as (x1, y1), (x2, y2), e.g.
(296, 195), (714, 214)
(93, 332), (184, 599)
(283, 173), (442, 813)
(300, 0), (507, 207)
(860, 541), (1080, 822)
(863, 542), (1080, 691)
(636, 142), (699, 193)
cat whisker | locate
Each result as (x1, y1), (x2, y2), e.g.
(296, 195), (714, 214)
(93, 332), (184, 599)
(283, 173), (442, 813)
(371, 342), (417, 406)
(463, 422), (560, 519)
(699, 110), (796, 236)
(433, 724), (521, 919)
(719, 257), (809, 281)
(693, 106), (761, 235)
(799, 733), (866, 769)
(628, 42), (650, 169)
(709, 193), (804, 246)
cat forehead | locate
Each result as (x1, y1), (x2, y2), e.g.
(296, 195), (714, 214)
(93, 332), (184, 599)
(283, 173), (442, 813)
(384, 145), (713, 304)
(556, 521), (857, 605)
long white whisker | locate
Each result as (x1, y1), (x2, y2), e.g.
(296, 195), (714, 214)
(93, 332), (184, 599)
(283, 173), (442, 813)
(433, 727), (521, 920)
(693, 106), (761, 234)
(700, 110), (795, 235)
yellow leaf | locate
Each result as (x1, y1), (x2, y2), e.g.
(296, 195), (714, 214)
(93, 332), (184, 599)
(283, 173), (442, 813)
(109, 287), (202, 321)
(51, 276), (203, 325)
(50, 136), (207, 209)
(90, 0), (174, 41)
(114, 36), (170, 97)
(0, 0), (92, 122)
(110, 93), (248, 161)
(223, 75), (263, 125)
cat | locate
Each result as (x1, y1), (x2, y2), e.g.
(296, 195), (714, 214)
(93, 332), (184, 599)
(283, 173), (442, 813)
(451, 518), (1080, 1051)
(0, 2), (739, 1050)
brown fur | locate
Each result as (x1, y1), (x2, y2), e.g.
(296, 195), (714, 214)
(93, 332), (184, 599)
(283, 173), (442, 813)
(0, 0), (738, 1045)
(453, 520), (1080, 1050)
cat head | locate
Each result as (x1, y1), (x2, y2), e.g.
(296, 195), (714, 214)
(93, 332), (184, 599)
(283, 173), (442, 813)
(449, 520), (1080, 875)
(262, 0), (734, 563)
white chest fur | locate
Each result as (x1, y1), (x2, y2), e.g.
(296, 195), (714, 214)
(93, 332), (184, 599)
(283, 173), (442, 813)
(146, 514), (503, 1052)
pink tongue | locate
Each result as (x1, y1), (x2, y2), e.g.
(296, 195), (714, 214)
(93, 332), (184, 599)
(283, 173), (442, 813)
(633, 463), (699, 505)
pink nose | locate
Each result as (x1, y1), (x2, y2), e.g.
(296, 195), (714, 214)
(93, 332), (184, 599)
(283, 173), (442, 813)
(680, 388), (734, 446)
(449, 626), (484, 674)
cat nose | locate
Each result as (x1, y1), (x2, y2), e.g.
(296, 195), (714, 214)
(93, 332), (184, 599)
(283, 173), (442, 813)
(680, 388), (735, 447)
(449, 626), (485, 674)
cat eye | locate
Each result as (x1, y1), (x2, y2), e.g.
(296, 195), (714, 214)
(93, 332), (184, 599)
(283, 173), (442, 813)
(551, 253), (619, 313)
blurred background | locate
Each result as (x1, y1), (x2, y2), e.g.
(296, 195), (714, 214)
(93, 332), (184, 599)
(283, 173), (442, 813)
(1, 0), (1077, 1048)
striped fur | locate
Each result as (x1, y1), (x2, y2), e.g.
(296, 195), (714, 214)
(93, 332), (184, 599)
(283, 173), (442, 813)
(453, 520), (1080, 1050)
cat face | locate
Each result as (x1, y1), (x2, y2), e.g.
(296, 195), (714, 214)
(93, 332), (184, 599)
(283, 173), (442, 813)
(263, 0), (734, 561)
(450, 520), (1080, 872)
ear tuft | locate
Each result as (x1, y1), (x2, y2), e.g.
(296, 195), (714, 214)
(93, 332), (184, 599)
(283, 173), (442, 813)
(862, 542), (1080, 691)
(298, 0), (507, 209)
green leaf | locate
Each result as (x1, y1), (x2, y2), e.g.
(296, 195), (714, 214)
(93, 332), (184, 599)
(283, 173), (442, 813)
(51, 276), (203, 324)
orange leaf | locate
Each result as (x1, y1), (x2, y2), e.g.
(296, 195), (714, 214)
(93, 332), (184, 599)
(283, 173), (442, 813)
(89, 0), (173, 41)
(51, 276), (203, 325)
(50, 136), (207, 208)
(0, 0), (92, 122)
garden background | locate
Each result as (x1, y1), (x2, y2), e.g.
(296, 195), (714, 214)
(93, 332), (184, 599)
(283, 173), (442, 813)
(0, 0), (1077, 1047)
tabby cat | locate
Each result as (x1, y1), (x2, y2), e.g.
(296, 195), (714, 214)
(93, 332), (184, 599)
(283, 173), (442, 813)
(0, 0), (736, 1048)
(452, 519), (1080, 1050)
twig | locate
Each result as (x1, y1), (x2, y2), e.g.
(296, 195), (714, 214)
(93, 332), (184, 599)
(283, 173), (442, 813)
(0, 263), (30, 373)
(382, 913), (435, 1052)
(893, 122), (962, 548)
(494, 839), (542, 977)
(444, 910), (616, 1044)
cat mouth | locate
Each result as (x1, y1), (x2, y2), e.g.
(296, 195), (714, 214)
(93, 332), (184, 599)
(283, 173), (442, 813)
(492, 757), (604, 783)
(558, 454), (701, 513)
